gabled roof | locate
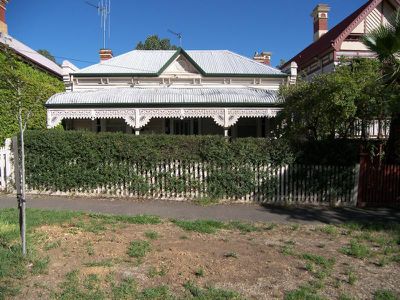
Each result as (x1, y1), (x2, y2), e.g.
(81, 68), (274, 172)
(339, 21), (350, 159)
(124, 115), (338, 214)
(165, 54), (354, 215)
(282, 0), (399, 70)
(46, 87), (281, 108)
(74, 48), (286, 78)
(0, 32), (63, 78)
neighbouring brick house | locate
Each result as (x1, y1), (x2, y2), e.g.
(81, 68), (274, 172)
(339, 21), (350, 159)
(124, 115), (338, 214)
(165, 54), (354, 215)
(281, 0), (400, 79)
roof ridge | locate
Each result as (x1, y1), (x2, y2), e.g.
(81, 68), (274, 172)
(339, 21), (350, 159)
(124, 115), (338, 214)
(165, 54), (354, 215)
(225, 50), (283, 73)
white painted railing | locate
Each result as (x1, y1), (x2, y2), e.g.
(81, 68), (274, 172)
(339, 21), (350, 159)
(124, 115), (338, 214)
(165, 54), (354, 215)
(0, 139), (12, 191)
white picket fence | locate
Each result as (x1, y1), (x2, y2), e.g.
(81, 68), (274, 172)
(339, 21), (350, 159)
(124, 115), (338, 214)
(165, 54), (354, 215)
(0, 139), (12, 191)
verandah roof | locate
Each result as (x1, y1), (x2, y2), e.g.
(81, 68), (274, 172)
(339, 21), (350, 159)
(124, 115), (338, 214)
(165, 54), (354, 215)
(45, 87), (281, 108)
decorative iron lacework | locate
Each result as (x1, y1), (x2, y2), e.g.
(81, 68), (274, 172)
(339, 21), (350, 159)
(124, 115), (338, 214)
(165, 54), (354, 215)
(47, 107), (281, 129)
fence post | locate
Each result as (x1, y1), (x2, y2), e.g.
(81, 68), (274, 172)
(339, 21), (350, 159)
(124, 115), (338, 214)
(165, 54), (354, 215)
(357, 152), (368, 208)
(351, 164), (360, 207)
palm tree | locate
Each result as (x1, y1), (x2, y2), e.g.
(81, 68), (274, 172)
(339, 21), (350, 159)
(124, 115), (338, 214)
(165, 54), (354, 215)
(362, 10), (400, 163)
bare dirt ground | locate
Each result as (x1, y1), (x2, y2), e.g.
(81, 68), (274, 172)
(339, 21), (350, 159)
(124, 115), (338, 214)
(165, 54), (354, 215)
(15, 217), (400, 300)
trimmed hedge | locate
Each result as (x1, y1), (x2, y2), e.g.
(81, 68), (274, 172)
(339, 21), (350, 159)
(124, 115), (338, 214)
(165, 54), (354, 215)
(24, 130), (294, 198)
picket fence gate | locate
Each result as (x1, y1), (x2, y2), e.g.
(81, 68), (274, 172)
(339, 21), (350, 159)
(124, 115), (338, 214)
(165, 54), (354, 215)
(0, 139), (12, 191)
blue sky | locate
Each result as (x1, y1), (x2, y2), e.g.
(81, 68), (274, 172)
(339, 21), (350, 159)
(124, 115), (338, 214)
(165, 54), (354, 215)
(7, 0), (367, 68)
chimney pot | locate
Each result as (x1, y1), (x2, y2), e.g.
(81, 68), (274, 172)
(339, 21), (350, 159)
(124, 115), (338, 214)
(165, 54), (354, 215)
(312, 4), (330, 42)
(99, 49), (113, 62)
(253, 51), (272, 66)
(0, 0), (9, 35)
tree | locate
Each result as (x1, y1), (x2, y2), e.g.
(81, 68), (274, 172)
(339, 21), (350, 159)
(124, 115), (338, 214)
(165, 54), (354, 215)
(0, 46), (63, 255)
(135, 35), (178, 50)
(362, 10), (400, 163)
(279, 58), (385, 141)
(37, 49), (57, 63)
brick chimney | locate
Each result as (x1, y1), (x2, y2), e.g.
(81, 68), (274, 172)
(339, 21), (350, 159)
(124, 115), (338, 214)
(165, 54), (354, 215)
(99, 49), (113, 62)
(312, 4), (330, 42)
(253, 51), (271, 66)
(0, 0), (9, 35)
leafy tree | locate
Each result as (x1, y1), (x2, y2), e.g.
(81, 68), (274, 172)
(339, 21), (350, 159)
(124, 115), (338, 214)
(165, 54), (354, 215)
(37, 49), (57, 63)
(279, 58), (385, 141)
(362, 10), (400, 163)
(135, 35), (178, 50)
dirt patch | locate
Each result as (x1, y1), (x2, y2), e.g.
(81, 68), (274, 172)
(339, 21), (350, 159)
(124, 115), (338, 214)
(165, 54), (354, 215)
(16, 221), (400, 300)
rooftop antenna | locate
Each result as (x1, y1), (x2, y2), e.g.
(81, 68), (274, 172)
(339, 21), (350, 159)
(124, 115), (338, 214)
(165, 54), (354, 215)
(85, 0), (111, 49)
(168, 29), (183, 48)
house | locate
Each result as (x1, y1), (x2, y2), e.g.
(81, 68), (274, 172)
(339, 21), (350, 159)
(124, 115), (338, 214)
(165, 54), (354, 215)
(0, 0), (62, 79)
(281, 0), (400, 79)
(46, 48), (296, 137)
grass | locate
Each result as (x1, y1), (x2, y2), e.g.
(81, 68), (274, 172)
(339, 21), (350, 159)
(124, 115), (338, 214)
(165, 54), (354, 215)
(84, 241), (95, 256)
(127, 240), (151, 259)
(31, 256), (50, 275)
(184, 281), (243, 299)
(147, 266), (167, 278)
(44, 240), (61, 251)
(284, 284), (326, 300)
(320, 225), (338, 235)
(373, 289), (398, 300)
(228, 221), (258, 233)
(144, 230), (159, 240)
(340, 240), (371, 259)
(171, 219), (225, 234)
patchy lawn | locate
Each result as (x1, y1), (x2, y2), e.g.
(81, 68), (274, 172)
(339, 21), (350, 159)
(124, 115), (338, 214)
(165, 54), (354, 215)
(0, 209), (399, 300)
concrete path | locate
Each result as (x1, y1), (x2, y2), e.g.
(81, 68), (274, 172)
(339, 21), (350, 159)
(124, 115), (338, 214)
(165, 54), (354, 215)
(0, 193), (399, 224)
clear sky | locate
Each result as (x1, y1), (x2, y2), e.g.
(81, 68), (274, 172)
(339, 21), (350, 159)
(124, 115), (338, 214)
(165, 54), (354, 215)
(6, 0), (367, 69)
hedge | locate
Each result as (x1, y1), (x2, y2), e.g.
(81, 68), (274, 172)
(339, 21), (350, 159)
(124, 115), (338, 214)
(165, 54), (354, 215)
(24, 130), (294, 198)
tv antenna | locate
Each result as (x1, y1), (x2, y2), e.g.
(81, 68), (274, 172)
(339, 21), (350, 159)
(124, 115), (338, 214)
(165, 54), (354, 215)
(85, 0), (111, 49)
(168, 29), (183, 48)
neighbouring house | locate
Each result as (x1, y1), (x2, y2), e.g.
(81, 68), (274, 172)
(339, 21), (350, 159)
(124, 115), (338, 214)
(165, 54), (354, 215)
(0, 0), (62, 79)
(46, 48), (296, 137)
(281, 0), (400, 79)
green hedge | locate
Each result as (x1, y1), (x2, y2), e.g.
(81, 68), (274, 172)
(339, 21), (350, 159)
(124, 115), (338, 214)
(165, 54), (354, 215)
(24, 130), (294, 198)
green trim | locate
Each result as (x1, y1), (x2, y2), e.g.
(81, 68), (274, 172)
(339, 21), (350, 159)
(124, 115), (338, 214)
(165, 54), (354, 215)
(46, 102), (283, 109)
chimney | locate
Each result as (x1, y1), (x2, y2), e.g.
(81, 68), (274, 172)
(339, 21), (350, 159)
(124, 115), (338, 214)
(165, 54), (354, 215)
(253, 51), (272, 66)
(0, 0), (9, 35)
(99, 49), (113, 62)
(312, 4), (330, 42)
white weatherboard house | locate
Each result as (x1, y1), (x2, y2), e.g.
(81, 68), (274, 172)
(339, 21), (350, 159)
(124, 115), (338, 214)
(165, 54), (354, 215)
(46, 48), (295, 137)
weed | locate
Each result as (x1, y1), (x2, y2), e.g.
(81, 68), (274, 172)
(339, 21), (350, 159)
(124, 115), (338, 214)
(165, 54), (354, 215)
(194, 268), (204, 277)
(228, 221), (258, 233)
(340, 240), (371, 259)
(281, 244), (295, 256)
(224, 252), (238, 258)
(377, 257), (389, 267)
(139, 285), (174, 300)
(264, 223), (277, 231)
(339, 293), (356, 300)
(85, 241), (95, 256)
(193, 197), (220, 206)
(290, 224), (300, 231)
(346, 268), (357, 285)
(172, 219), (225, 234)
(320, 225), (338, 235)
(111, 277), (136, 300)
(127, 240), (151, 259)
(31, 256), (50, 275)
(284, 284), (325, 300)
(84, 259), (114, 268)
(147, 266), (167, 278)
(44, 240), (61, 251)
(302, 253), (335, 269)
(144, 231), (159, 240)
(373, 289), (398, 300)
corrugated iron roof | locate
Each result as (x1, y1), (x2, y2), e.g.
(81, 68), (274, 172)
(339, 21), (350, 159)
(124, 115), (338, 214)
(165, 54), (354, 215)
(75, 49), (286, 77)
(0, 33), (63, 78)
(46, 87), (280, 107)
